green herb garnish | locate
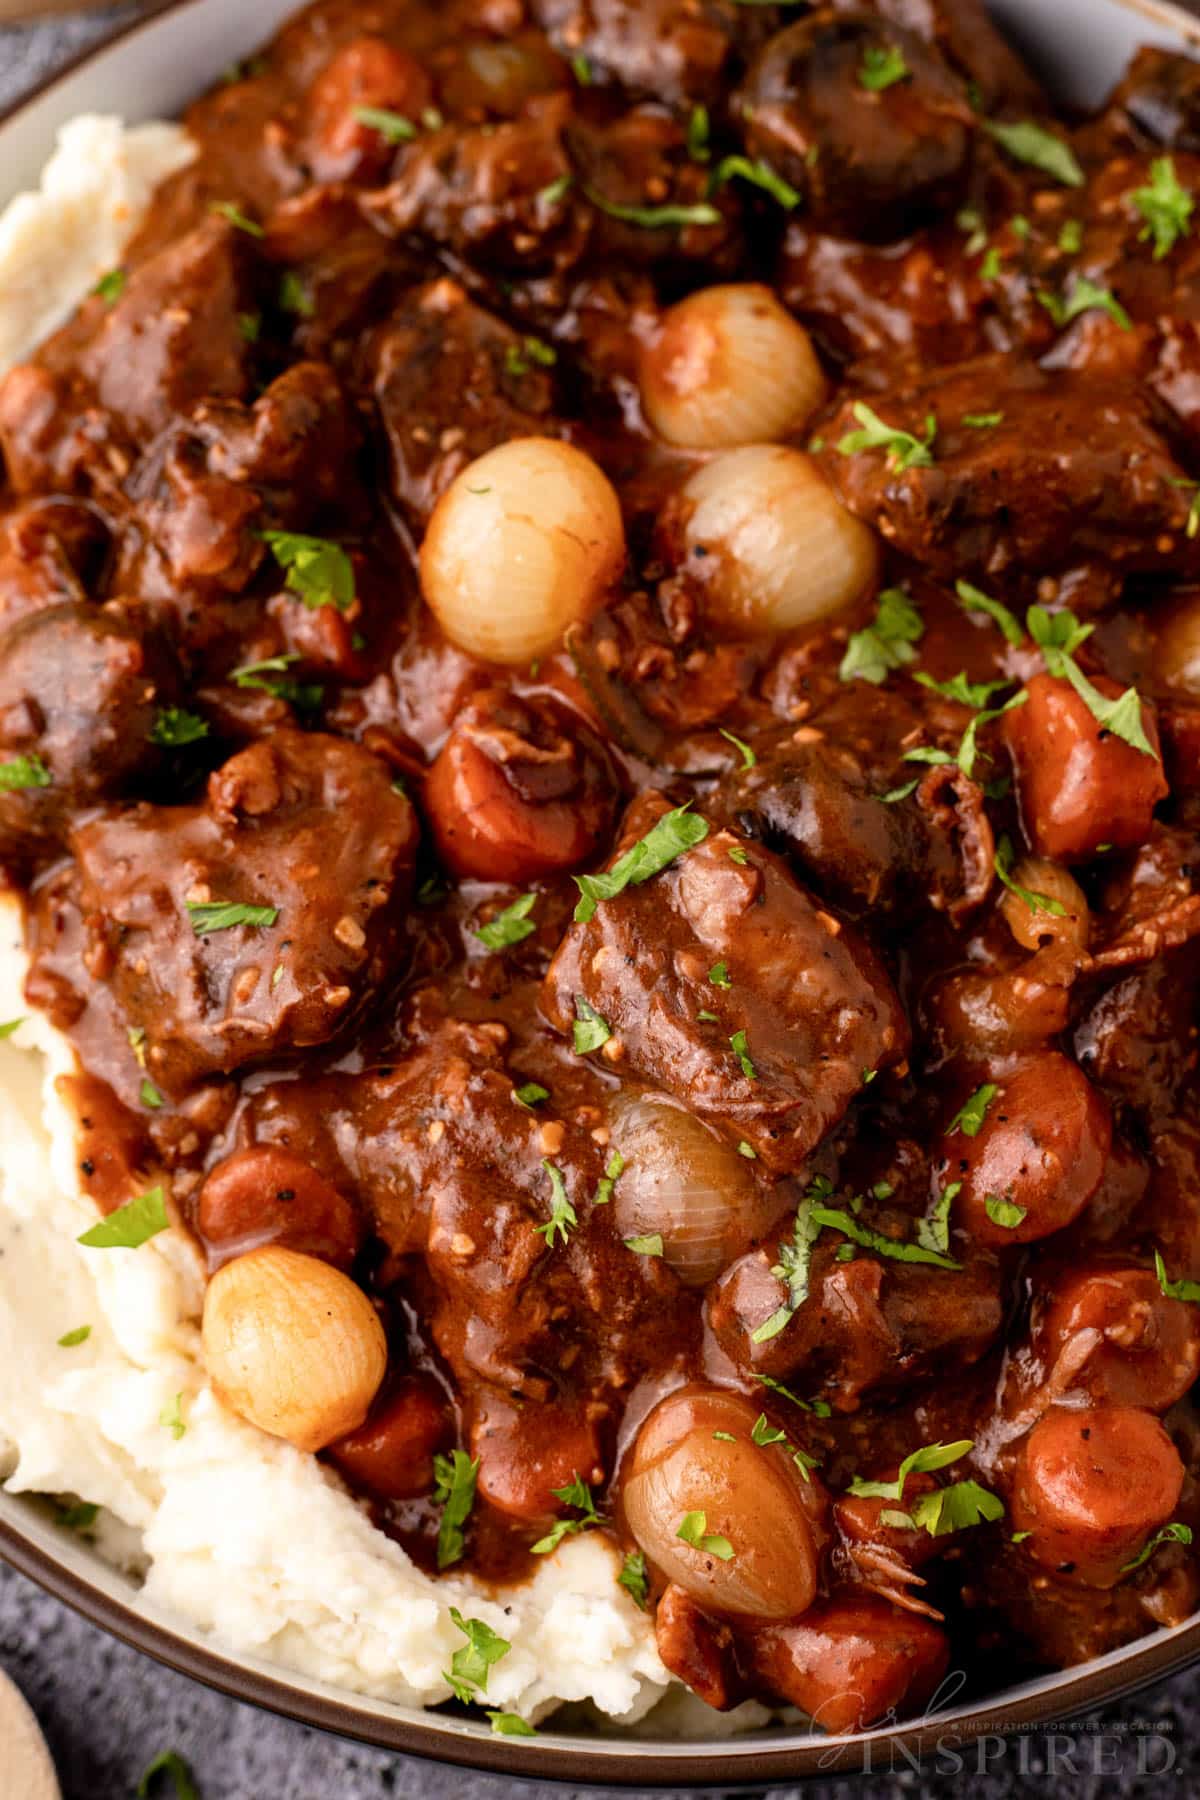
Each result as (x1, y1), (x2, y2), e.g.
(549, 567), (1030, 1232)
(77, 1185), (169, 1250)
(433, 1449), (479, 1570)
(573, 807), (708, 922)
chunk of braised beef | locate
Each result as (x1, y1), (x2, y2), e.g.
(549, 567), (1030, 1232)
(541, 792), (908, 1172)
(69, 731), (419, 1094)
(114, 361), (361, 603)
(1075, 944), (1200, 1122)
(708, 1230), (1003, 1408)
(529, 0), (778, 110)
(360, 100), (585, 276)
(736, 13), (972, 242)
(365, 281), (563, 531)
(714, 692), (994, 922)
(654, 1585), (746, 1711)
(0, 218), (257, 504)
(818, 360), (1200, 580)
(0, 601), (182, 866)
(0, 499), (107, 630)
(1101, 46), (1200, 153)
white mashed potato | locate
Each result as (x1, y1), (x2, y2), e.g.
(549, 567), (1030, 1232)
(0, 117), (731, 1730)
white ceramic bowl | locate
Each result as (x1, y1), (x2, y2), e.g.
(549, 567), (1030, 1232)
(2, 0), (1200, 1781)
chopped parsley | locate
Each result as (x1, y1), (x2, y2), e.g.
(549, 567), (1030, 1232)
(837, 401), (936, 470)
(279, 271), (315, 317)
(505, 335), (557, 378)
(955, 578), (1023, 646)
(573, 996), (612, 1054)
(187, 900), (279, 935)
(1153, 1249), (1200, 1304)
(849, 1439), (974, 1501)
(751, 1179), (829, 1343)
(810, 1203), (961, 1271)
(618, 1548), (649, 1609)
(676, 1510), (734, 1560)
(1037, 275), (1131, 332)
(859, 45), (910, 90)
(592, 1149), (625, 1207)
(918, 1181), (961, 1256)
(751, 1414), (787, 1447)
(984, 1192), (1027, 1230)
(262, 530), (355, 612)
(625, 1232), (664, 1257)
(537, 173), (574, 208)
(433, 1450), (479, 1569)
(237, 311), (262, 344)
(994, 835), (1066, 916)
(1132, 156), (1193, 260)
(962, 411), (1004, 429)
(906, 681), (1026, 781)
(1058, 218), (1083, 254)
(1120, 1520), (1193, 1573)
(727, 846), (749, 866)
(708, 961), (732, 989)
(140, 1078), (164, 1111)
(353, 104), (416, 142)
(230, 651), (322, 712)
(571, 52), (593, 84)
(77, 1185), (169, 1250)
(489, 1712), (537, 1737)
(884, 1480), (1005, 1537)
(514, 1082), (550, 1109)
(984, 118), (1084, 188)
(56, 1501), (99, 1533)
(211, 199), (264, 236)
(57, 1325), (91, 1348)
(476, 892), (537, 951)
(93, 267), (126, 304)
(0, 752), (51, 791)
(839, 587), (924, 685)
(1169, 476), (1200, 540)
(1028, 596), (1160, 757)
(159, 1392), (186, 1440)
(711, 154), (801, 210)
(948, 1083), (997, 1138)
(136, 1750), (199, 1800)
(532, 1475), (605, 1554)
(718, 728), (756, 769)
(444, 1608), (510, 1704)
(573, 807), (708, 922)
(729, 1029), (757, 1081)
(584, 187), (720, 230)
(686, 104), (711, 163)
(150, 708), (208, 748)
(536, 1161), (577, 1248)
(753, 1371), (831, 1418)
(737, 1140), (757, 1160)
(0, 1018), (24, 1039)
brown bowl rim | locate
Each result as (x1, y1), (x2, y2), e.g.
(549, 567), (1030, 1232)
(4, 0), (1200, 1782)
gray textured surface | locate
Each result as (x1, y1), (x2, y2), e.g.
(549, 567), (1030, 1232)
(2, 8), (1200, 1799)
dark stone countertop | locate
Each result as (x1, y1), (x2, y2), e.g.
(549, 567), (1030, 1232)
(1, 9), (1200, 1798)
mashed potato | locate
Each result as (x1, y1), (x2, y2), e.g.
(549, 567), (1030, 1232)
(0, 122), (735, 1730)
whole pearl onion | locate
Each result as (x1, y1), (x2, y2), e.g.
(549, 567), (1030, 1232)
(202, 1245), (387, 1452)
(624, 1387), (823, 1617)
(419, 437), (626, 665)
(610, 1090), (788, 1288)
(639, 284), (828, 449)
(675, 445), (878, 634)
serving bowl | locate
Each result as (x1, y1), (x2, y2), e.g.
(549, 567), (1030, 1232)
(3, 0), (1200, 1782)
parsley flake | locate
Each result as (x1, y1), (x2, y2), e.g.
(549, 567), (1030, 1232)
(444, 1608), (510, 1703)
(918, 1181), (962, 1256)
(476, 892), (537, 951)
(537, 1161), (577, 1248)
(532, 1475), (605, 1553)
(708, 961), (732, 989)
(433, 1449), (479, 1569)
(994, 834), (1067, 915)
(984, 119), (1084, 188)
(211, 199), (264, 236)
(1121, 1520), (1193, 1573)
(618, 1548), (649, 1609)
(955, 579), (1023, 646)
(948, 1084), (997, 1138)
(489, 1712), (537, 1737)
(711, 154), (801, 210)
(719, 727), (756, 768)
(262, 530), (355, 613)
(78, 1185), (169, 1250)
(859, 44), (909, 90)
(573, 996), (612, 1055)
(729, 1028), (757, 1081)
(150, 707), (209, 748)
(514, 1082), (549, 1109)
(676, 1510), (734, 1560)
(592, 1149), (625, 1207)
(140, 1078), (164, 1111)
(57, 1325), (91, 1348)
(849, 1438), (974, 1502)
(353, 104), (416, 142)
(625, 1232), (664, 1257)
(839, 587), (924, 685)
(1037, 275), (1131, 332)
(137, 1750), (199, 1800)
(187, 900), (279, 936)
(1132, 156), (1193, 260)
(573, 807), (708, 922)
(837, 401), (936, 470)
(1154, 1249), (1200, 1304)
(160, 1392), (187, 1439)
(985, 1192), (1028, 1230)
(584, 187), (720, 230)
(751, 1179), (829, 1343)
(93, 267), (126, 305)
(0, 752), (51, 791)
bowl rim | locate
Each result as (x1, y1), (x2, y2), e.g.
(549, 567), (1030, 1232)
(4, 0), (1200, 1783)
